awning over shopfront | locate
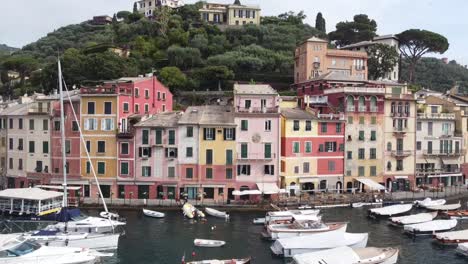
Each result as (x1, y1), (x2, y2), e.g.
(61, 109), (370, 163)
(441, 160), (461, 165)
(394, 176), (408, 179)
(232, 190), (262, 196)
(256, 183), (280, 194)
(36, 185), (81, 191)
(355, 178), (386, 191)
(428, 173), (462, 178)
(299, 177), (319, 183)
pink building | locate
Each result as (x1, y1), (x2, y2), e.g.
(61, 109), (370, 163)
(233, 84), (281, 196)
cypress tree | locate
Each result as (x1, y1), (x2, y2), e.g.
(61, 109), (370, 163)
(315, 12), (326, 33)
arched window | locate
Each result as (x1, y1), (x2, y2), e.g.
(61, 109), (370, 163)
(405, 102), (410, 115)
(358, 96), (366, 112)
(398, 102), (403, 113)
(347, 96), (355, 112)
(370, 96), (377, 112)
(391, 102), (395, 113)
(387, 142), (392, 151)
(387, 161), (392, 171)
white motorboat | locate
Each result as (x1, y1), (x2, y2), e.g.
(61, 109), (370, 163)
(298, 205), (312, 210)
(390, 212), (438, 226)
(0, 234), (103, 263)
(261, 209), (320, 225)
(194, 239), (226, 247)
(414, 198), (446, 208)
(47, 213), (126, 234)
(426, 202), (461, 211)
(456, 243), (468, 257)
(352, 202), (382, 208)
(433, 229), (468, 244)
(369, 204), (413, 217)
(252, 218), (265, 225)
(205, 207), (229, 219)
(404, 219), (458, 235)
(143, 209), (165, 218)
(183, 203), (196, 219)
(271, 232), (368, 257)
(264, 221), (347, 240)
(187, 257), (251, 264)
(25, 229), (120, 251)
(291, 246), (399, 264)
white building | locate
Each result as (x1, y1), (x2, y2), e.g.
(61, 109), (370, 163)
(341, 35), (400, 81)
(138, 0), (184, 17)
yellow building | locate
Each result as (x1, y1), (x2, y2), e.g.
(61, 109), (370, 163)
(80, 88), (118, 198)
(199, 0), (261, 26)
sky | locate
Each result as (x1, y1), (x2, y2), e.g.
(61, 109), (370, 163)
(1, 0), (467, 65)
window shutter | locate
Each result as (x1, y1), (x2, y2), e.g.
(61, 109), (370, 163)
(319, 144), (324, 152)
(264, 165), (268, 174)
(237, 165), (241, 176)
(339, 144), (344, 151)
(165, 148), (168, 158)
(212, 129), (216, 140)
(247, 165), (251, 175)
(203, 128), (207, 140)
(271, 165), (274, 175)
(138, 147), (142, 157)
(223, 128), (227, 140)
(333, 142), (337, 151)
(175, 149), (178, 158)
(84, 119), (89, 130)
(232, 129), (236, 140)
(148, 148), (152, 157)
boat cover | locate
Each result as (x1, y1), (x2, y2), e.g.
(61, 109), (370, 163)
(458, 243), (468, 251)
(370, 204), (413, 215)
(256, 183), (280, 194)
(355, 178), (386, 191)
(391, 212), (436, 225)
(435, 229), (468, 240)
(404, 219), (458, 232)
(274, 232), (367, 250)
(292, 246), (359, 264)
(426, 203), (461, 211)
(0, 188), (62, 200)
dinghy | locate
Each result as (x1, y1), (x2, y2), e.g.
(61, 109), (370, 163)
(252, 218), (265, 225)
(258, 209), (320, 225)
(291, 246), (399, 264)
(433, 229), (468, 244)
(369, 204), (413, 218)
(205, 207), (229, 219)
(271, 232), (368, 257)
(264, 221), (347, 240)
(183, 203), (196, 219)
(443, 210), (468, 219)
(414, 198), (446, 208)
(194, 239), (226, 247)
(390, 212), (438, 226)
(456, 243), (468, 257)
(187, 257), (251, 264)
(404, 219), (458, 235)
(426, 202), (461, 211)
(143, 209), (165, 218)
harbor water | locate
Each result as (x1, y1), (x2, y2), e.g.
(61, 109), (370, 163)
(92, 199), (466, 263)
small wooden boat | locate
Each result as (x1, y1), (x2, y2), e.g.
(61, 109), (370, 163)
(442, 210), (468, 219)
(404, 219), (458, 235)
(271, 232), (368, 257)
(205, 207), (229, 219)
(292, 246), (399, 264)
(390, 212), (438, 226)
(426, 202), (461, 211)
(414, 198), (446, 208)
(456, 243), (468, 257)
(194, 239), (226, 247)
(369, 204), (412, 218)
(183, 203), (196, 219)
(187, 257), (251, 264)
(433, 229), (468, 244)
(143, 208), (165, 218)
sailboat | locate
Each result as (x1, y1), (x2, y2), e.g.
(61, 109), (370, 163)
(20, 60), (123, 251)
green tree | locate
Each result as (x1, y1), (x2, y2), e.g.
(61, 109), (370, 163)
(158, 66), (187, 91)
(167, 45), (202, 69)
(133, 2), (138, 13)
(328, 14), (377, 47)
(154, 6), (172, 37)
(397, 29), (449, 83)
(192, 66), (234, 89)
(315, 12), (326, 33)
(367, 43), (399, 80)
(277, 11), (307, 25)
(2, 55), (39, 85)
(117, 11), (132, 20)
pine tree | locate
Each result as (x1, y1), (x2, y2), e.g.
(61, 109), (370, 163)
(133, 2), (138, 13)
(234, 0), (241, 5)
(315, 12), (326, 33)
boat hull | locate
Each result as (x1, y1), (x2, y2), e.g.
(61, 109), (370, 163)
(36, 233), (120, 251)
(267, 223), (347, 240)
(143, 209), (165, 218)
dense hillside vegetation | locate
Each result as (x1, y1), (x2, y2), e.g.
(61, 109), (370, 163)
(0, 44), (19, 56)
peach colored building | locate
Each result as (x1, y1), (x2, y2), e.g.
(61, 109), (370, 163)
(294, 37), (368, 84)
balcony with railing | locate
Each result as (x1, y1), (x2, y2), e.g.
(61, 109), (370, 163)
(306, 96), (328, 105)
(28, 103), (51, 114)
(236, 107), (279, 114)
(237, 153), (276, 161)
(391, 111), (409, 118)
(324, 87), (385, 95)
(317, 113), (346, 121)
(346, 106), (355, 112)
(390, 150), (412, 158)
(422, 149), (465, 156)
(416, 168), (461, 176)
(117, 127), (135, 139)
(80, 86), (133, 95)
(355, 65), (366, 71)
(417, 113), (456, 120)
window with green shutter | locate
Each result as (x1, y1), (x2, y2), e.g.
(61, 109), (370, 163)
(206, 168), (213, 179)
(121, 162), (129, 175)
(370, 131), (376, 141)
(370, 148), (376, 159)
(42, 141), (49, 154)
(370, 166), (377, 176)
(359, 116), (365, 124)
(97, 162), (105, 174)
(305, 142), (312, 153)
(155, 129), (162, 144)
(226, 149), (233, 165)
(142, 130), (149, 145)
(358, 148), (365, 159)
(241, 120), (248, 131)
(371, 116), (377, 125)
(359, 131), (364, 140)
(186, 168), (193, 179)
(86, 161), (91, 174)
(264, 143), (272, 158)
(226, 168), (233, 179)
(358, 166), (365, 176)
(206, 149), (213, 164)
(168, 130), (175, 145)
(347, 151), (352, 159)
(293, 142), (300, 153)
(336, 123), (342, 133)
(321, 123), (328, 133)
(241, 144), (248, 158)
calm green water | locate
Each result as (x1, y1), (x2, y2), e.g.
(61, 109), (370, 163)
(97, 199), (467, 264)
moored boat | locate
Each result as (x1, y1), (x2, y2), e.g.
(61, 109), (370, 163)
(426, 202), (461, 211)
(264, 221), (347, 240)
(183, 203), (196, 219)
(433, 229), (468, 244)
(186, 257), (251, 264)
(352, 202), (382, 208)
(404, 219), (458, 235)
(290, 246), (399, 264)
(414, 198), (446, 208)
(456, 243), (468, 257)
(390, 212), (438, 226)
(369, 204), (412, 218)
(252, 218), (265, 225)
(194, 239), (226, 247)
(143, 209), (165, 218)
(205, 207), (229, 219)
(270, 232), (368, 257)
(260, 209), (320, 226)
(443, 210), (468, 219)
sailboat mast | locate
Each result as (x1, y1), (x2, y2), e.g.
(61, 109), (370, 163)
(58, 59), (68, 207)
